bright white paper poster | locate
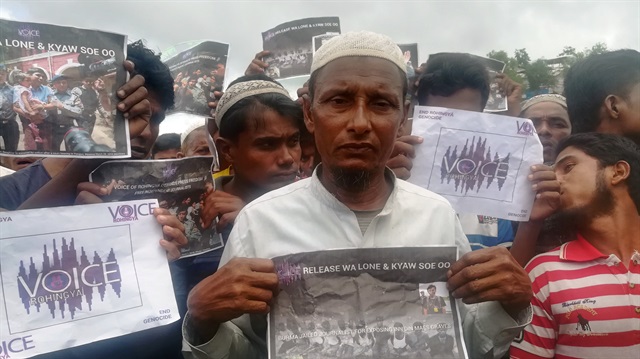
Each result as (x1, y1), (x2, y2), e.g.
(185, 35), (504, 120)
(409, 106), (543, 221)
(0, 200), (179, 358)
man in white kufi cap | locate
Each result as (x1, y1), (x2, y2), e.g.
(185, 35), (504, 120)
(183, 31), (533, 359)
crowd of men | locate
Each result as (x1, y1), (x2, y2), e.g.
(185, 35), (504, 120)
(0, 30), (638, 359)
(0, 65), (116, 152)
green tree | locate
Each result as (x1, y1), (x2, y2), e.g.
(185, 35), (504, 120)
(525, 59), (556, 91)
(487, 50), (525, 86)
(514, 48), (531, 68)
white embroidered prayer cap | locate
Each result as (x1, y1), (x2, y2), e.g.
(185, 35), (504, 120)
(215, 80), (291, 128)
(310, 31), (407, 75)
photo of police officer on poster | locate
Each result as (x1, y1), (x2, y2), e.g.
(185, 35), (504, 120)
(0, 19), (128, 158)
(262, 17), (341, 80)
(163, 41), (229, 117)
(89, 156), (223, 257)
(269, 246), (467, 359)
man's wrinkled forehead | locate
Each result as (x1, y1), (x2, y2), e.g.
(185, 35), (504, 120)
(314, 57), (405, 95)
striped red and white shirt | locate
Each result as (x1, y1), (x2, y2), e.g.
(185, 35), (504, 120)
(510, 235), (640, 359)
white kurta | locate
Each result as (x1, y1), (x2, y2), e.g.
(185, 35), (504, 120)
(183, 168), (531, 359)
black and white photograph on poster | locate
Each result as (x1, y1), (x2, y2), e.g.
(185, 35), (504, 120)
(312, 33), (339, 54)
(88, 156), (223, 257)
(0, 19), (129, 158)
(262, 17), (340, 80)
(269, 246), (467, 359)
(398, 43), (419, 78)
(163, 41), (229, 117)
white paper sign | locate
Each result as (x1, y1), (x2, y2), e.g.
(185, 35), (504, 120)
(409, 106), (543, 221)
(0, 200), (179, 358)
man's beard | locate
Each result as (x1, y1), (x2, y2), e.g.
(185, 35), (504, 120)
(330, 166), (374, 193)
(555, 170), (616, 231)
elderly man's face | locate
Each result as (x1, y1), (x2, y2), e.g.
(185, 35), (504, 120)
(0, 70), (7, 83)
(305, 57), (406, 183)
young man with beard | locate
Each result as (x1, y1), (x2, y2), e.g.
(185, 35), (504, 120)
(183, 32), (532, 359)
(510, 133), (640, 359)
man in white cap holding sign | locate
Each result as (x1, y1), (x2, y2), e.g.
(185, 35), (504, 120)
(182, 31), (532, 359)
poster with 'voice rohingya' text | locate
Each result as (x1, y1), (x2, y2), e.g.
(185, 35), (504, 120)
(0, 200), (179, 358)
(269, 246), (467, 359)
(89, 157), (223, 258)
(0, 19), (130, 158)
(409, 106), (543, 221)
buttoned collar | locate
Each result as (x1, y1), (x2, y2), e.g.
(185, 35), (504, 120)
(559, 234), (609, 262)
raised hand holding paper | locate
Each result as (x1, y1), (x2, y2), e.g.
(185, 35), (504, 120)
(0, 200), (178, 358)
(409, 106), (543, 221)
(0, 19), (129, 157)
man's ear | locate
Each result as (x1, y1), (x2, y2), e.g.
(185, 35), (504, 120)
(215, 137), (234, 165)
(603, 94), (622, 120)
(611, 160), (631, 186)
(176, 151), (185, 159)
(398, 99), (411, 137)
(303, 96), (315, 135)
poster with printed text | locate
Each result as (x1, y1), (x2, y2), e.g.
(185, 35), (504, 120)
(163, 41), (229, 117)
(89, 156), (223, 257)
(0, 200), (179, 358)
(269, 246), (467, 359)
(262, 17), (341, 80)
(409, 106), (543, 221)
(0, 19), (130, 158)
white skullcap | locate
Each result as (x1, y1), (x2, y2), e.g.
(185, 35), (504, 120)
(215, 80), (291, 127)
(520, 94), (567, 116)
(311, 31), (407, 75)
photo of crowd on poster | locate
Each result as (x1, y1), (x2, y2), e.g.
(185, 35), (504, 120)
(0, 19), (128, 157)
(89, 156), (223, 257)
(270, 247), (465, 359)
(163, 41), (229, 117)
(262, 17), (341, 80)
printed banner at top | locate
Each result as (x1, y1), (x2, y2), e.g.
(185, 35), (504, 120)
(269, 246), (467, 359)
(262, 17), (341, 80)
(409, 106), (543, 221)
(0, 19), (130, 158)
(163, 41), (229, 117)
(0, 200), (178, 358)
